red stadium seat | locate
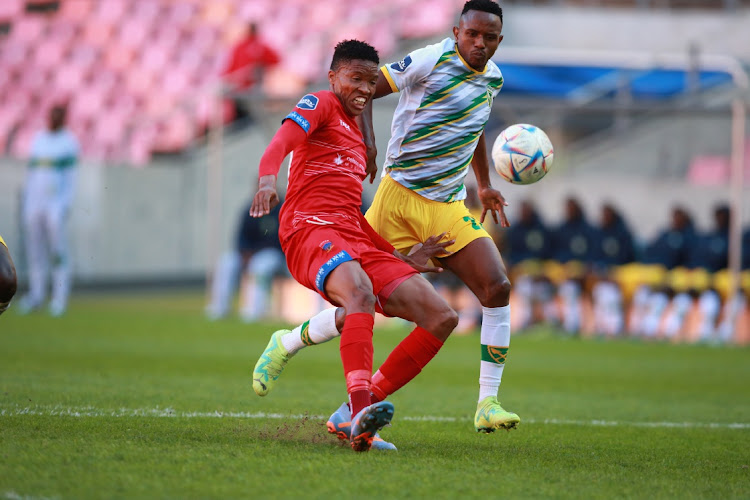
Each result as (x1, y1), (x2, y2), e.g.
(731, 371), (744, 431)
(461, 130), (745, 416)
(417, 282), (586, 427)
(0, 0), (23, 20)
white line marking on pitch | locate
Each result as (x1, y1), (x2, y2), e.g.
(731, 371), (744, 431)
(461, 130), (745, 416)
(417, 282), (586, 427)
(1, 405), (748, 430)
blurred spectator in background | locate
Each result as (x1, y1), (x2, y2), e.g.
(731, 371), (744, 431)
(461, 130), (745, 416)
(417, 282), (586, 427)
(17, 104), (79, 317)
(499, 199), (554, 330)
(590, 203), (636, 336)
(678, 204), (730, 341)
(0, 235), (17, 315)
(629, 206), (696, 337)
(502, 199), (553, 267)
(221, 23), (280, 126)
(551, 196), (597, 333)
(744, 227), (750, 270)
(641, 206), (696, 269)
(205, 200), (285, 322)
(686, 204), (730, 273)
(592, 203), (636, 269)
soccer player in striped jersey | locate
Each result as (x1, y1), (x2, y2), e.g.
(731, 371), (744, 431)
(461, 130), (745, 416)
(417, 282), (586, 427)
(0, 235), (18, 315)
(253, 0), (520, 434)
(250, 40), (460, 451)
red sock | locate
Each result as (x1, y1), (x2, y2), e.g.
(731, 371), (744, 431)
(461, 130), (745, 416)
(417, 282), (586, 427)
(339, 312), (374, 418)
(371, 326), (444, 402)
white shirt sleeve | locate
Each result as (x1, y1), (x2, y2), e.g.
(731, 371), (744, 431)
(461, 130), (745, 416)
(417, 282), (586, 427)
(380, 39), (447, 93)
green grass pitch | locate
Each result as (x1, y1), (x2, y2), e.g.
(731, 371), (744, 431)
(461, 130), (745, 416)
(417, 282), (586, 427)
(1, 292), (748, 499)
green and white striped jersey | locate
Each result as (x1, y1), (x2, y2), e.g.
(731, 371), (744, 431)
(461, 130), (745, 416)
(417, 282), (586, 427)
(381, 37), (503, 203)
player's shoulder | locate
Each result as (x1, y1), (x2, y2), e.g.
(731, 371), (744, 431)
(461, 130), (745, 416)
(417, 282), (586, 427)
(412, 37), (453, 64)
(294, 90), (336, 111)
(484, 59), (504, 88)
(385, 38), (450, 74)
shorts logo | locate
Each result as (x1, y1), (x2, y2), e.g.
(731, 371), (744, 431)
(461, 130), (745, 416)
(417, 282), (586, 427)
(462, 215), (482, 231)
(390, 55), (412, 72)
(320, 240), (333, 252)
(296, 94), (319, 110)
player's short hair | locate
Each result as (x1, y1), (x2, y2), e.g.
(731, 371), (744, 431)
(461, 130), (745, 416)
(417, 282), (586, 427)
(461, 0), (503, 23)
(330, 40), (379, 71)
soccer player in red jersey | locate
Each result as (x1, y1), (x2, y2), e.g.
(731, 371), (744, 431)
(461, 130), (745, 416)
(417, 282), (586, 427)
(250, 40), (459, 452)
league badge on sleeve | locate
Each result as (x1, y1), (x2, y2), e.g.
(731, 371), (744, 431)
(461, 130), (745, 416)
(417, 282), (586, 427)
(296, 94), (319, 110)
(390, 55), (412, 73)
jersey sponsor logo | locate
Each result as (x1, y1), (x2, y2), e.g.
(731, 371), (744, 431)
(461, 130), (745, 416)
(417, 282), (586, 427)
(390, 55), (412, 72)
(486, 87), (494, 108)
(285, 111), (310, 132)
(296, 94), (319, 110)
(339, 119), (351, 132)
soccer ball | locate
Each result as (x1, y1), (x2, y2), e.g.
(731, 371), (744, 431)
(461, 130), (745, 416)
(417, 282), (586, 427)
(491, 124), (554, 185)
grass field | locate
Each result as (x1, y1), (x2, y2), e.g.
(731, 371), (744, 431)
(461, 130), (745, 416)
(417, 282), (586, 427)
(1, 291), (749, 499)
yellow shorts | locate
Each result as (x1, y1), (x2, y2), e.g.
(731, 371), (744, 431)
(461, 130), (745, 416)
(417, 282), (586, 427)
(0, 234), (5, 248)
(365, 174), (492, 255)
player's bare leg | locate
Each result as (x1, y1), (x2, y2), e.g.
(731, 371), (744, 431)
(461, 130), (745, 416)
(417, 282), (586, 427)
(439, 236), (520, 432)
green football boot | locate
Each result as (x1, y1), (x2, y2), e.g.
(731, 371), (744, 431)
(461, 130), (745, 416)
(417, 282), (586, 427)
(474, 396), (520, 433)
(252, 330), (293, 396)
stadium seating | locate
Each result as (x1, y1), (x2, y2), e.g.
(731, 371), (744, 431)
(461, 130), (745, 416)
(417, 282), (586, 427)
(0, 0), (457, 164)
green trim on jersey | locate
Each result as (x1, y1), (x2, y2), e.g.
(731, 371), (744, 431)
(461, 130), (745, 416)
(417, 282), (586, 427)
(29, 155), (77, 170)
(404, 93), (489, 145)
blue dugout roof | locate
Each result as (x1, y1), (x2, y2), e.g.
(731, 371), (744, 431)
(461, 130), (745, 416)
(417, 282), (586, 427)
(495, 63), (734, 100)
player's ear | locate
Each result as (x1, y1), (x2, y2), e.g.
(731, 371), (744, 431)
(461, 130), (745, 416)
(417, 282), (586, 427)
(452, 26), (459, 41)
(328, 69), (336, 87)
(497, 34), (504, 45)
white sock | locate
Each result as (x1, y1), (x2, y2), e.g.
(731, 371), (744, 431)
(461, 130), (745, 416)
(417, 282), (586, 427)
(280, 307), (340, 355)
(478, 305), (511, 402)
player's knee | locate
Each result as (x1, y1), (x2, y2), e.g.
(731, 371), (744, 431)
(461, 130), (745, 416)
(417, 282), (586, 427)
(477, 275), (512, 305)
(423, 304), (458, 341)
(344, 284), (377, 314)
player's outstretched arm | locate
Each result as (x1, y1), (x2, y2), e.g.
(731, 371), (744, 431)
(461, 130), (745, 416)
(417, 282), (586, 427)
(250, 120), (307, 217)
(472, 131), (510, 227)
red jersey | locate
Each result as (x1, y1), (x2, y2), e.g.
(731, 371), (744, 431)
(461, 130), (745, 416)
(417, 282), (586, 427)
(222, 35), (280, 90)
(274, 90), (368, 244)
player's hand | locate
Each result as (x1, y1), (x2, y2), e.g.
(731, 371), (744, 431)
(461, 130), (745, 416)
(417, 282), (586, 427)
(250, 175), (279, 217)
(400, 233), (455, 273)
(478, 185), (510, 227)
(365, 144), (378, 183)
(408, 233), (455, 265)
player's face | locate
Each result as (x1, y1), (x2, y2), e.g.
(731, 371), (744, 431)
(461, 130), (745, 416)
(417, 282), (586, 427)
(453, 10), (503, 71)
(49, 107), (66, 130)
(328, 59), (379, 117)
